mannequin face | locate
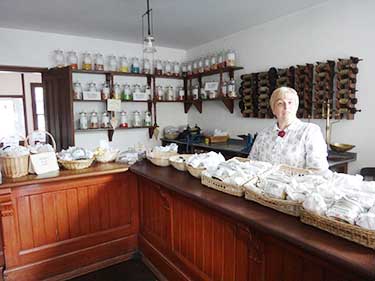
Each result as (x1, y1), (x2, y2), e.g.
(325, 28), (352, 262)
(272, 94), (298, 123)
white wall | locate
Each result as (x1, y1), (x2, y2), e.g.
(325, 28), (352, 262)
(186, 0), (375, 174)
(0, 27), (188, 151)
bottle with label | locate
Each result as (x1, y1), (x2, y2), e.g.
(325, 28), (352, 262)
(112, 83), (122, 99)
(122, 84), (132, 101)
(82, 52), (92, 70)
(101, 83), (110, 100)
(79, 112), (88, 130)
(67, 51), (78, 69)
(119, 111), (128, 128)
(119, 56), (129, 72)
(94, 53), (104, 71)
(144, 111), (152, 126)
(89, 111), (99, 129)
(73, 82), (83, 100)
(101, 112), (110, 128)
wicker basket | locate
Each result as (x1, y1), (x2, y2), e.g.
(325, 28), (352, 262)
(300, 209), (375, 249)
(201, 174), (244, 197)
(169, 154), (192, 171)
(26, 131), (57, 152)
(0, 154), (29, 178)
(147, 151), (178, 167)
(95, 150), (119, 163)
(58, 158), (94, 170)
(186, 164), (206, 179)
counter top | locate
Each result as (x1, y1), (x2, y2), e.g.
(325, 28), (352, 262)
(130, 160), (375, 280)
(0, 162), (129, 189)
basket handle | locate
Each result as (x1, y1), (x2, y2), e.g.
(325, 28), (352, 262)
(25, 131), (57, 152)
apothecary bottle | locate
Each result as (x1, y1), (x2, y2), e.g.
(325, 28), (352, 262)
(192, 85), (199, 100)
(133, 111), (142, 127)
(144, 111), (152, 127)
(112, 83), (121, 99)
(119, 56), (129, 72)
(144, 85), (151, 100)
(101, 82), (110, 100)
(82, 52), (92, 70)
(131, 57), (140, 73)
(173, 62), (181, 77)
(67, 51), (78, 69)
(143, 59), (151, 74)
(217, 51), (225, 68)
(181, 63), (187, 76)
(119, 111), (128, 128)
(73, 81), (83, 100)
(165, 60), (172, 76)
(221, 81), (228, 97)
(227, 78), (236, 97)
(166, 85), (175, 101)
(89, 111), (99, 129)
(177, 86), (185, 101)
(79, 112), (88, 129)
(54, 50), (65, 68)
(198, 58), (204, 73)
(226, 49), (236, 67)
(155, 59), (163, 75)
(108, 55), (118, 71)
(210, 54), (218, 70)
(187, 62), (193, 76)
(192, 60), (198, 74)
(156, 85), (164, 101)
(122, 84), (132, 100)
(94, 53), (104, 71)
(101, 112), (110, 128)
(204, 56), (211, 72)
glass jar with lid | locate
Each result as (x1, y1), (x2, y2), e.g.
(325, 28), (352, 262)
(119, 56), (129, 72)
(53, 50), (65, 68)
(227, 78), (236, 97)
(177, 86), (185, 101)
(201, 88), (208, 100)
(192, 60), (198, 74)
(187, 62), (193, 76)
(89, 111), (99, 129)
(192, 85), (199, 100)
(82, 52), (92, 70)
(67, 51), (78, 69)
(108, 55), (118, 71)
(119, 111), (128, 128)
(101, 82), (110, 100)
(173, 62), (181, 77)
(122, 84), (132, 100)
(164, 61), (172, 76)
(133, 111), (142, 127)
(73, 81), (83, 100)
(226, 49), (236, 67)
(133, 84), (141, 94)
(210, 54), (218, 70)
(156, 85), (164, 101)
(142, 59), (151, 74)
(204, 56), (211, 72)
(165, 86), (175, 101)
(144, 85), (151, 100)
(181, 63), (187, 76)
(94, 53), (104, 71)
(88, 82), (97, 92)
(131, 57), (140, 73)
(79, 112), (88, 130)
(217, 51), (225, 68)
(155, 59), (163, 75)
(221, 81), (228, 97)
(198, 58), (204, 73)
(112, 83), (121, 99)
(101, 112), (110, 128)
(144, 111), (152, 127)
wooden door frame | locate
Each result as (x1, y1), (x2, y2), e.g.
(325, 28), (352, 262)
(30, 82), (43, 130)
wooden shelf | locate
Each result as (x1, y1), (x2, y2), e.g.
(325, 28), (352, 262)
(73, 99), (106, 102)
(122, 100), (153, 103)
(154, 100), (185, 103)
(72, 69), (151, 78)
(186, 66), (243, 79)
(154, 74), (184, 80)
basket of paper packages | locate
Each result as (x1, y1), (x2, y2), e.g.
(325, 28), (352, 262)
(169, 154), (192, 171)
(0, 136), (29, 178)
(201, 157), (273, 197)
(26, 131), (59, 174)
(147, 143), (178, 167)
(186, 152), (225, 179)
(244, 164), (313, 217)
(57, 147), (95, 170)
(300, 174), (375, 249)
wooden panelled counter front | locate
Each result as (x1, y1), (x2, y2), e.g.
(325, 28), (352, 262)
(130, 161), (375, 281)
(0, 163), (139, 281)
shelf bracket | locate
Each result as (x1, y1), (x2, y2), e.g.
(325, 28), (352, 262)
(184, 101), (192, 113)
(108, 129), (115, 142)
(192, 100), (202, 113)
(222, 98), (235, 113)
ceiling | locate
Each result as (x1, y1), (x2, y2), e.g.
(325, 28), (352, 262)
(0, 0), (328, 50)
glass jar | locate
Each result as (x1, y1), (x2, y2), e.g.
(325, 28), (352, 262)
(119, 56), (129, 72)
(181, 63), (187, 76)
(187, 62), (193, 76)
(165, 60), (172, 76)
(217, 51), (225, 68)
(88, 82), (97, 92)
(204, 56), (211, 72)
(227, 78), (236, 97)
(82, 52), (92, 70)
(119, 111), (128, 128)
(67, 51), (78, 69)
(192, 60), (198, 74)
(133, 111), (142, 127)
(177, 86), (185, 101)
(165, 86), (175, 101)
(131, 57), (140, 73)
(173, 62), (181, 77)
(210, 54), (218, 70)
(108, 55), (118, 71)
(89, 111), (99, 129)
(221, 81), (228, 97)
(79, 112), (88, 130)
(156, 85), (164, 101)
(133, 84), (141, 94)
(143, 59), (151, 74)
(101, 82), (110, 100)
(201, 88), (208, 100)
(122, 84), (132, 100)
(94, 53), (104, 71)
(198, 58), (204, 73)
(101, 112), (110, 128)
(53, 50), (65, 68)
(226, 49), (236, 67)
(192, 85), (199, 100)
(155, 59), (163, 75)
(144, 111), (152, 127)
(73, 81), (83, 100)
(111, 83), (121, 99)
(144, 85), (151, 100)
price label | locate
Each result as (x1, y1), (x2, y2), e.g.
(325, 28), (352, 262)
(204, 82), (219, 91)
(107, 99), (121, 112)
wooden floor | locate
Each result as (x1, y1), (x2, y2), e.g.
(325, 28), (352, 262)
(68, 259), (158, 281)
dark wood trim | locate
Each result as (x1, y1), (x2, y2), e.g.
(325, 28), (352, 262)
(0, 65), (47, 73)
(30, 82), (43, 130)
(0, 95), (23, 98)
(20, 74), (29, 135)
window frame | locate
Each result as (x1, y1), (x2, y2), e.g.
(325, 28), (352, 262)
(30, 82), (44, 131)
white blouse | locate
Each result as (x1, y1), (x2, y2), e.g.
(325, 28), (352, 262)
(249, 119), (329, 170)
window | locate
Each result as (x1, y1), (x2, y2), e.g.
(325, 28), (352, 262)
(31, 83), (45, 131)
(0, 98), (26, 140)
